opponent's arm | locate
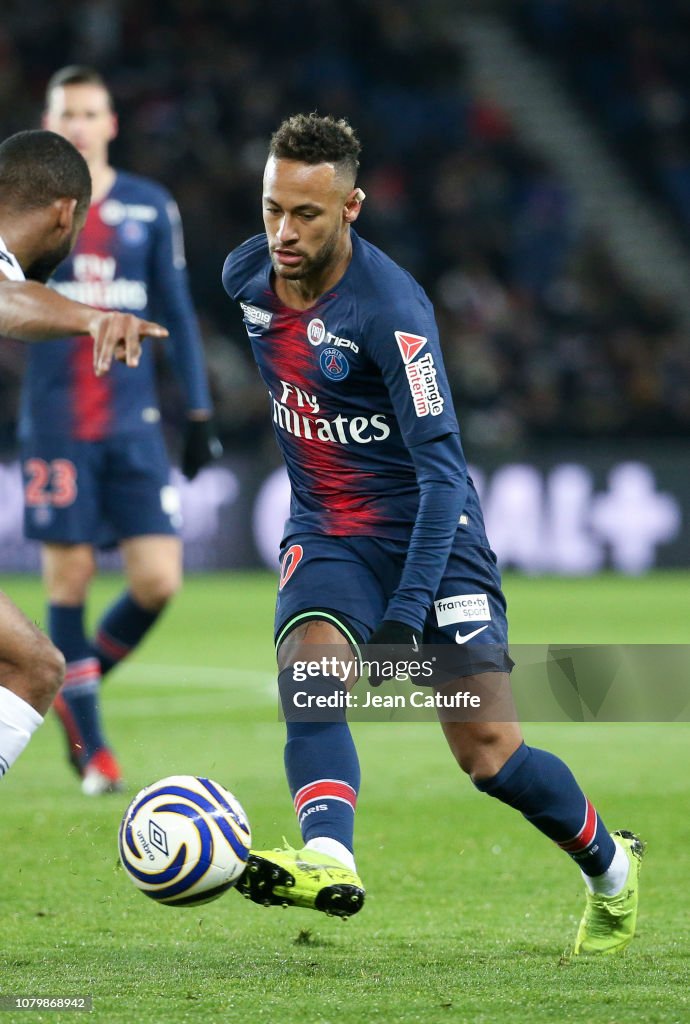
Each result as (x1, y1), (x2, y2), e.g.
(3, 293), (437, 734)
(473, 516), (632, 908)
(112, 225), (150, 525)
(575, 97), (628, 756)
(0, 275), (168, 374)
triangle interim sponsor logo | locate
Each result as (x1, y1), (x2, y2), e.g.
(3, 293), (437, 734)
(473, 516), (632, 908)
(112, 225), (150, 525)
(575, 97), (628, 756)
(395, 331), (427, 364)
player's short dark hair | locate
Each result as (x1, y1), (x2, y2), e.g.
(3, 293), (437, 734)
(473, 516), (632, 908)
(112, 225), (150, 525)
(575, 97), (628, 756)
(45, 65), (114, 111)
(269, 113), (361, 183)
(0, 130), (92, 219)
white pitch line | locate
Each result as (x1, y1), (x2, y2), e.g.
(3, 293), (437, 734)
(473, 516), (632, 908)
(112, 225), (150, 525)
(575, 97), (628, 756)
(106, 695), (281, 719)
(113, 662), (277, 693)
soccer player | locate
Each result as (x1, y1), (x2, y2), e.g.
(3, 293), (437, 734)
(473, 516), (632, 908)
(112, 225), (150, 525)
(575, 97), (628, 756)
(0, 128), (168, 780)
(222, 113), (644, 955)
(20, 66), (220, 796)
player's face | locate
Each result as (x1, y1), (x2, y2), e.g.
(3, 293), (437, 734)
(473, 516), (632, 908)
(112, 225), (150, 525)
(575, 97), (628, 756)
(43, 84), (117, 167)
(263, 156), (351, 282)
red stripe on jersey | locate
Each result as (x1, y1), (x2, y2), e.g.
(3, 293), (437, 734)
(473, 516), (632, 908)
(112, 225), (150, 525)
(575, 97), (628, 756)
(72, 338), (112, 440)
(70, 201), (114, 440)
(558, 798), (598, 852)
(294, 779), (357, 816)
(266, 311), (388, 534)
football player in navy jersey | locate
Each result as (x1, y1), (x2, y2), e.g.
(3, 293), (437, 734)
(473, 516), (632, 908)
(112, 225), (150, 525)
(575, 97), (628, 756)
(20, 67), (221, 795)
(0, 128), (168, 783)
(222, 113), (643, 955)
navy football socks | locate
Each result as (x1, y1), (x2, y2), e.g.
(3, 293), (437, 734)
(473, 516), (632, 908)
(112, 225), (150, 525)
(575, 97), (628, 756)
(474, 742), (616, 876)
(279, 669), (360, 853)
(49, 604), (106, 761)
(92, 591), (160, 677)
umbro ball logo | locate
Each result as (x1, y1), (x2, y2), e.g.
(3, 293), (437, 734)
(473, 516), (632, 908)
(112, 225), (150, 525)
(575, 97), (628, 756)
(148, 819), (169, 856)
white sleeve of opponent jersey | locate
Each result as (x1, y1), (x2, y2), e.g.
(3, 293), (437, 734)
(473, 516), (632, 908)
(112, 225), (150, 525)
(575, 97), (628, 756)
(0, 236), (25, 282)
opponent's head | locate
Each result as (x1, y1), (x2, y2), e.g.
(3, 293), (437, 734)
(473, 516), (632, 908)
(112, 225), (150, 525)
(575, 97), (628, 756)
(264, 113), (365, 282)
(44, 65), (117, 167)
(0, 129), (91, 280)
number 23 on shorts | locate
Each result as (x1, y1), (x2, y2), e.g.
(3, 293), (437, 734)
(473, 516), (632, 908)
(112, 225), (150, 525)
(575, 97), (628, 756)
(23, 457), (78, 508)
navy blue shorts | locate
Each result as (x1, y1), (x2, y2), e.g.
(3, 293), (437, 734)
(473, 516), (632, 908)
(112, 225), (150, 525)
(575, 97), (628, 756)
(21, 432), (180, 547)
(274, 531), (512, 680)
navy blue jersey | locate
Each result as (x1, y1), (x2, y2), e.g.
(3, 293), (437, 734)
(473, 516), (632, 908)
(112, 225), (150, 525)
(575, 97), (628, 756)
(19, 171), (211, 440)
(223, 231), (484, 542)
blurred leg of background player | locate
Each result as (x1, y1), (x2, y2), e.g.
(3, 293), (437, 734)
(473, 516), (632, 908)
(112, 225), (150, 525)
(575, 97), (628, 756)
(44, 534), (181, 795)
(0, 592), (65, 780)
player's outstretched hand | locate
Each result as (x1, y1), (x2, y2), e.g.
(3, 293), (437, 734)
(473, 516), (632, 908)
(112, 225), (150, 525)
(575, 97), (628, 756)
(366, 619), (423, 687)
(89, 311), (169, 376)
(182, 419), (223, 480)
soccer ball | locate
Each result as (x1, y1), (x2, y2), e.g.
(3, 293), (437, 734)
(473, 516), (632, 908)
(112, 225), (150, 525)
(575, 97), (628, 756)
(118, 775), (251, 907)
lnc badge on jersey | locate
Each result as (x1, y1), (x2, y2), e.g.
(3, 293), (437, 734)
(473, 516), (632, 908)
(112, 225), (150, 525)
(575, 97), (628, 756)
(241, 302), (273, 329)
(319, 347), (350, 381)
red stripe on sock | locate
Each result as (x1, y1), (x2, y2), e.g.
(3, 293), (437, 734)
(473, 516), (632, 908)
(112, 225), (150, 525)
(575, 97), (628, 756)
(96, 629), (130, 662)
(53, 692), (85, 760)
(64, 657), (101, 687)
(294, 779), (357, 817)
(558, 798), (598, 852)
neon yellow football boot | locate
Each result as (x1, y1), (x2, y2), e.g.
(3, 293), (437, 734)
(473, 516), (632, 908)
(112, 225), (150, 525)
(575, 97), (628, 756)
(574, 830), (645, 955)
(236, 842), (365, 918)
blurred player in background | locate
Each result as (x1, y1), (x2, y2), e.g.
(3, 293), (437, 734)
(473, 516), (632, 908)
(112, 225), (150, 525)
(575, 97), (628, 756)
(19, 66), (221, 796)
(222, 113), (644, 956)
(0, 128), (168, 781)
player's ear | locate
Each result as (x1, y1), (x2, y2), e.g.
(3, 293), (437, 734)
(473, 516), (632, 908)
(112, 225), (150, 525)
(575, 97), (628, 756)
(344, 187), (365, 224)
(109, 112), (119, 143)
(54, 197), (78, 234)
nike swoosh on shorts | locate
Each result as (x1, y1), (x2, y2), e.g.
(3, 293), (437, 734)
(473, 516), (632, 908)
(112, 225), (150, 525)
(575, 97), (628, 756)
(454, 624), (490, 644)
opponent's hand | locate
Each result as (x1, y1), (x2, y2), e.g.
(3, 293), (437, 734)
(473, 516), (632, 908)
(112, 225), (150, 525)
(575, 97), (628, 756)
(90, 311), (169, 376)
(366, 619), (423, 687)
(182, 419), (223, 480)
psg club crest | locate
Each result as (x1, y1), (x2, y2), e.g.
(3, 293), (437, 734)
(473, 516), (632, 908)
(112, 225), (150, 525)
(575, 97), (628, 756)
(120, 220), (147, 246)
(319, 346), (350, 381)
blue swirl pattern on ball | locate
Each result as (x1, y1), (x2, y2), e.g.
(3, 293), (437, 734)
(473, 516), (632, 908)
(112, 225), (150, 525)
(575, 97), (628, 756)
(199, 777), (251, 840)
(118, 775), (251, 907)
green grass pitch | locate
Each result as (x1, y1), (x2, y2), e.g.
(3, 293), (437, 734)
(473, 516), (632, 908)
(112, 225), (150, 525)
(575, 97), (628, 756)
(1, 571), (688, 1024)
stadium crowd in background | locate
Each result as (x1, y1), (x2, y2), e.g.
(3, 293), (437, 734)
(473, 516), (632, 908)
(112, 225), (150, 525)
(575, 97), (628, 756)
(0, 0), (689, 453)
(516, 0), (690, 241)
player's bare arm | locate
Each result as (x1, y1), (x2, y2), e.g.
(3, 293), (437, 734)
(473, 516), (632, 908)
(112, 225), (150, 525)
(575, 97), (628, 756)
(0, 274), (168, 374)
